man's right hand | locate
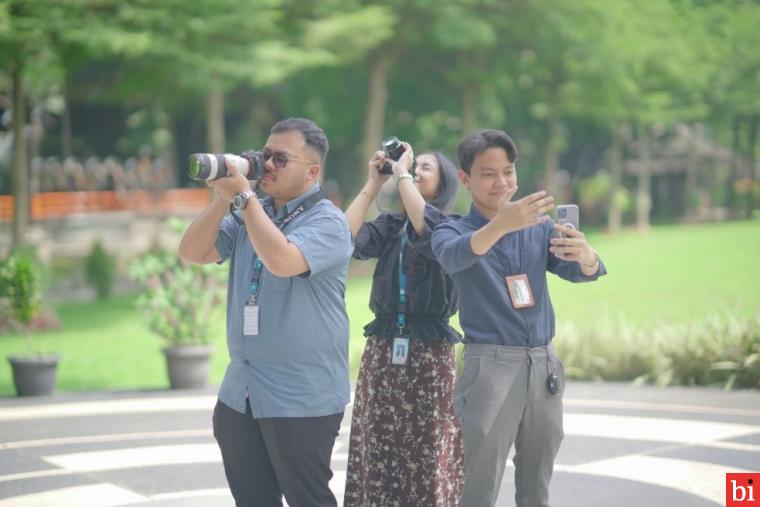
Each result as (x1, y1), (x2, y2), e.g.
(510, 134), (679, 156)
(494, 189), (555, 233)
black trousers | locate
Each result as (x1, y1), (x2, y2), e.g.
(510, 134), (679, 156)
(213, 398), (343, 507)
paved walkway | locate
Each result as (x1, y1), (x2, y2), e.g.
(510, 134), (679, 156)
(0, 382), (758, 506)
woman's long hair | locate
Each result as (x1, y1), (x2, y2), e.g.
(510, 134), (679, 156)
(425, 151), (458, 213)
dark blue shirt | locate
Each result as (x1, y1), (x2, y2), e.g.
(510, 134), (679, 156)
(431, 205), (607, 347)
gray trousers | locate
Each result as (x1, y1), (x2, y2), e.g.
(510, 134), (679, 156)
(455, 344), (564, 507)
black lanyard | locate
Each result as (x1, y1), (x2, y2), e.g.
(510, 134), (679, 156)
(245, 191), (326, 303)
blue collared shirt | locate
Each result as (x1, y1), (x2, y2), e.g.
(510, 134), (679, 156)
(431, 205), (607, 347)
(214, 184), (352, 418)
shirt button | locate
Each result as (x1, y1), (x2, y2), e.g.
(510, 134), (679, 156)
(244, 360), (250, 365)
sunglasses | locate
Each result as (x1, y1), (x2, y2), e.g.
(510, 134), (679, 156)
(262, 149), (316, 169)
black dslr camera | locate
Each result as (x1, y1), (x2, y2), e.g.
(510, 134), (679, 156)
(187, 149), (264, 181)
(380, 136), (417, 175)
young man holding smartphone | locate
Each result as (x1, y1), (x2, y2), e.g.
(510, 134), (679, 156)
(431, 129), (607, 507)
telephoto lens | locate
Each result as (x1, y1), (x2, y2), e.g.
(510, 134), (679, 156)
(187, 152), (263, 181)
(380, 137), (416, 175)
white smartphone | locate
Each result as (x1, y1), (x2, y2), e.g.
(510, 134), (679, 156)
(556, 204), (579, 237)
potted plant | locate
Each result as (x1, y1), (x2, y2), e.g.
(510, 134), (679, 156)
(2, 253), (59, 396)
(129, 223), (225, 389)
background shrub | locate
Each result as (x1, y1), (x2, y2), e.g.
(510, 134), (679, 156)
(85, 240), (115, 299)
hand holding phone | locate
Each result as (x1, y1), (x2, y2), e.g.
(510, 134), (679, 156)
(556, 204), (579, 237)
(552, 204), (580, 260)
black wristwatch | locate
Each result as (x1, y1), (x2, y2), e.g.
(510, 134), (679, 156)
(232, 190), (255, 211)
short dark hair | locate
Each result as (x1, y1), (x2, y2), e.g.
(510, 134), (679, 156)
(457, 129), (518, 174)
(271, 117), (329, 166)
(425, 151), (458, 213)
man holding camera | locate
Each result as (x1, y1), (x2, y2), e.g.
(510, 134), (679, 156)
(431, 129), (606, 507)
(179, 118), (352, 507)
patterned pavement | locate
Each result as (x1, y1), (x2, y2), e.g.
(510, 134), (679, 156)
(0, 382), (758, 506)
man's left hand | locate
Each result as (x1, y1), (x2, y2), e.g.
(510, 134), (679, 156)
(549, 224), (596, 265)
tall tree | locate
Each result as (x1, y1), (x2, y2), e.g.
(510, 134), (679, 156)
(0, 0), (151, 247)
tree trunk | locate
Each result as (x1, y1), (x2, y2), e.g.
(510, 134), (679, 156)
(607, 125), (623, 233)
(362, 53), (392, 166)
(747, 114), (758, 219)
(684, 123), (699, 220)
(61, 81), (72, 158)
(206, 76), (225, 153)
(727, 115), (741, 215)
(11, 61), (29, 249)
(544, 84), (560, 198)
(461, 82), (477, 136)
(354, 52), (393, 195)
(165, 117), (178, 188)
(250, 98), (274, 147)
(636, 127), (652, 232)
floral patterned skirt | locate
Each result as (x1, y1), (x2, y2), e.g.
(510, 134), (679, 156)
(344, 335), (464, 507)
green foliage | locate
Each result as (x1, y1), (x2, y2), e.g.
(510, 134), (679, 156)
(84, 240), (115, 299)
(3, 0), (760, 225)
(0, 253), (42, 329)
(555, 312), (760, 389)
(658, 313), (760, 389)
(128, 220), (226, 346)
(553, 319), (658, 383)
(0, 252), (46, 356)
(578, 171), (612, 210)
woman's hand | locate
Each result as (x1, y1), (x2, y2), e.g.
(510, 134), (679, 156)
(367, 150), (390, 191)
(391, 143), (414, 177)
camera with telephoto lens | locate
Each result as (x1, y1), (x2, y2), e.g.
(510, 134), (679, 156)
(187, 149), (264, 181)
(380, 136), (417, 175)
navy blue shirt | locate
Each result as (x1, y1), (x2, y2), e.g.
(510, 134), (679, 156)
(431, 205), (607, 347)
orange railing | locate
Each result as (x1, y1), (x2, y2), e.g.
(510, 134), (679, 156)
(0, 189), (213, 221)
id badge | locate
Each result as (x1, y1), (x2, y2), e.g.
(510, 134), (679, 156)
(505, 274), (535, 309)
(391, 337), (410, 366)
(243, 303), (259, 336)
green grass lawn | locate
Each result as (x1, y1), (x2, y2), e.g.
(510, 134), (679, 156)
(548, 220), (760, 329)
(1, 220), (759, 396)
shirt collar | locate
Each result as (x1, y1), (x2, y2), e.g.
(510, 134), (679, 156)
(466, 204), (490, 228)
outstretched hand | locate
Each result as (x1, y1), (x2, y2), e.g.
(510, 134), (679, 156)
(494, 189), (555, 233)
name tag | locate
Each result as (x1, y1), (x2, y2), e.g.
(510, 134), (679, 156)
(505, 274), (535, 309)
(391, 337), (410, 366)
(243, 303), (259, 336)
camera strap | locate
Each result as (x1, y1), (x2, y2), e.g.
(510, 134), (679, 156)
(232, 190), (327, 227)
(245, 190), (327, 304)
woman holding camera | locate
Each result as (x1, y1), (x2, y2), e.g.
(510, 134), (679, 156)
(343, 143), (463, 506)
